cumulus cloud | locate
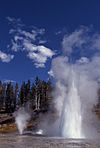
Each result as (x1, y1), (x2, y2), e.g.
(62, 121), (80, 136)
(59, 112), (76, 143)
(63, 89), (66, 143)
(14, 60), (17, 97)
(7, 17), (55, 68)
(27, 45), (55, 68)
(27, 51), (46, 68)
(0, 50), (14, 63)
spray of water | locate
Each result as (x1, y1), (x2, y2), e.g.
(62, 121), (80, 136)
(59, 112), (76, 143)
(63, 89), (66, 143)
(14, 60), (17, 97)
(51, 55), (99, 139)
(37, 55), (99, 138)
(60, 69), (84, 138)
(14, 107), (30, 134)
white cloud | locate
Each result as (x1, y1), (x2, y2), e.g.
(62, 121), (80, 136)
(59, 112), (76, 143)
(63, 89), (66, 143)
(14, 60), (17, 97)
(7, 17), (55, 68)
(0, 50), (14, 63)
(6, 17), (24, 28)
(27, 45), (55, 68)
(11, 35), (55, 68)
(18, 30), (37, 41)
(11, 40), (20, 52)
(37, 45), (55, 57)
(23, 41), (37, 52)
(31, 28), (45, 35)
(38, 40), (47, 44)
(6, 17), (17, 22)
(48, 69), (54, 77)
(34, 63), (45, 68)
(28, 52), (47, 64)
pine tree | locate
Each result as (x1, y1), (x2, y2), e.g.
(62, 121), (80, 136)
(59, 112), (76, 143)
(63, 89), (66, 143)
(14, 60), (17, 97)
(19, 81), (26, 105)
(2, 83), (7, 111)
(14, 83), (19, 110)
(5, 82), (14, 113)
(0, 81), (3, 110)
(25, 80), (31, 101)
(30, 83), (36, 110)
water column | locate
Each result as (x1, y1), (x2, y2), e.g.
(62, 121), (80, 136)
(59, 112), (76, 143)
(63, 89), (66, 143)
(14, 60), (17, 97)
(60, 69), (84, 138)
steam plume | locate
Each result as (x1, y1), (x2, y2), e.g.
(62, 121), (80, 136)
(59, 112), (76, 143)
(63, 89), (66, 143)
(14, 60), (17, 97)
(14, 107), (30, 135)
(50, 27), (100, 138)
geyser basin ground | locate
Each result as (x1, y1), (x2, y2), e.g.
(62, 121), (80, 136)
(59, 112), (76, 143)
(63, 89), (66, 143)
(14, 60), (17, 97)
(0, 133), (100, 148)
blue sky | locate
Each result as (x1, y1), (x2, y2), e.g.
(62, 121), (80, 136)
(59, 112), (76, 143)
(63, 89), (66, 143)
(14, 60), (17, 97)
(0, 0), (100, 83)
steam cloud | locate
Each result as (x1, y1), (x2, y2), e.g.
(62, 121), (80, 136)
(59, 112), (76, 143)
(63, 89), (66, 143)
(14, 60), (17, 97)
(14, 107), (31, 135)
(51, 26), (100, 138)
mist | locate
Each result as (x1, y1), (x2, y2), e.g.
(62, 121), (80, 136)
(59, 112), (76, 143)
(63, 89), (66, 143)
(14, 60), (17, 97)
(51, 56), (99, 138)
(47, 26), (100, 138)
(14, 107), (31, 135)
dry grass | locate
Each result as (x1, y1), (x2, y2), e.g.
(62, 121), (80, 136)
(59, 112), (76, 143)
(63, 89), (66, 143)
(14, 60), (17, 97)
(0, 122), (34, 133)
(0, 123), (17, 133)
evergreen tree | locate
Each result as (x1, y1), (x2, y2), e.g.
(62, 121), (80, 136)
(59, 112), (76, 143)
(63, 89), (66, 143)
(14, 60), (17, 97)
(25, 80), (31, 101)
(0, 81), (3, 110)
(2, 83), (7, 110)
(5, 82), (15, 113)
(14, 83), (19, 110)
(30, 83), (36, 110)
(19, 81), (26, 105)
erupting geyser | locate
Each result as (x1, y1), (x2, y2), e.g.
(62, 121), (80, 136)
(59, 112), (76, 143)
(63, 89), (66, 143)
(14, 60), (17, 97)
(60, 69), (84, 138)
(14, 107), (30, 135)
(52, 55), (99, 139)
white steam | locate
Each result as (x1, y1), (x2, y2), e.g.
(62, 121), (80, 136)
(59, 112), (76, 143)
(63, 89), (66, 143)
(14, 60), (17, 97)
(51, 56), (99, 138)
(49, 27), (100, 138)
(14, 107), (31, 135)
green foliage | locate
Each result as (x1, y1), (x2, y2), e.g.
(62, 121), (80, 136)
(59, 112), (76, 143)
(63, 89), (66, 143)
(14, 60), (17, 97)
(0, 77), (53, 113)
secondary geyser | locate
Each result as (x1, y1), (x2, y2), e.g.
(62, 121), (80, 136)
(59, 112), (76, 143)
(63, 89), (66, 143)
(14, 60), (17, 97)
(14, 107), (30, 135)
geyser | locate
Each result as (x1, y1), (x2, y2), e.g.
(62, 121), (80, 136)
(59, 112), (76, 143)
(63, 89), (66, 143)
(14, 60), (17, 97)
(51, 54), (99, 139)
(60, 69), (84, 138)
(48, 26), (100, 139)
(14, 107), (30, 134)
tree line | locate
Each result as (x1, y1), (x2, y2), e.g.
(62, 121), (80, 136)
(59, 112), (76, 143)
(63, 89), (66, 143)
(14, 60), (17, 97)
(0, 76), (100, 114)
(0, 77), (53, 114)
